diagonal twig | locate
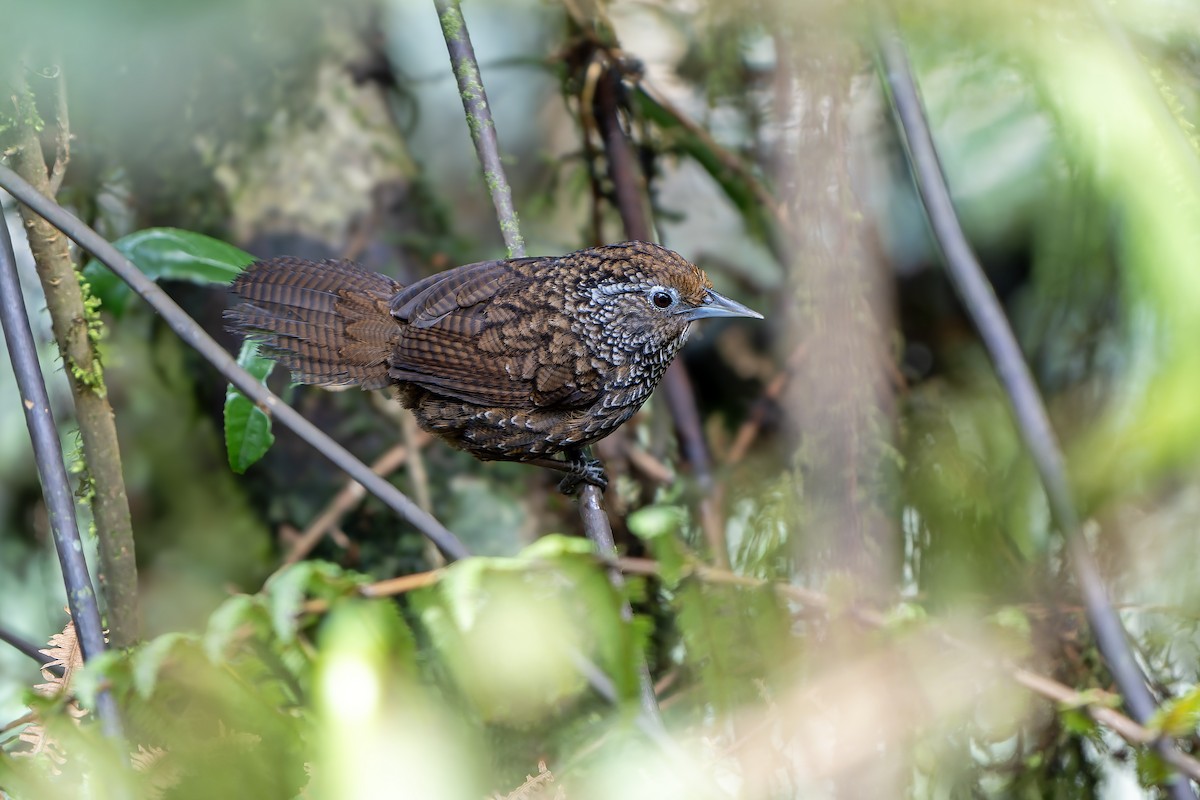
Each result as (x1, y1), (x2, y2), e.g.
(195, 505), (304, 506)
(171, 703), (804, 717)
(0, 209), (121, 740)
(280, 442), (413, 567)
(0, 623), (54, 667)
(876, 26), (1196, 798)
(0, 163), (470, 563)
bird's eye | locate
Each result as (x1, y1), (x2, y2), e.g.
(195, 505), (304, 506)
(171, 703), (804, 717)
(651, 290), (675, 310)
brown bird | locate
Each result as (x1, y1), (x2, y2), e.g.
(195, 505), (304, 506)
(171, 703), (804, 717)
(226, 240), (762, 491)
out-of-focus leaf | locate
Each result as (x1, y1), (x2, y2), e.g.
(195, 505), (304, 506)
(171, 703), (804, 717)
(82, 227), (254, 317)
(628, 504), (688, 588)
(72, 649), (129, 711)
(1059, 708), (1098, 738)
(223, 340), (277, 473)
(265, 562), (362, 644)
(132, 632), (194, 699)
(204, 594), (267, 662)
(1135, 748), (1172, 790)
(1148, 686), (1200, 738)
(414, 544), (633, 725)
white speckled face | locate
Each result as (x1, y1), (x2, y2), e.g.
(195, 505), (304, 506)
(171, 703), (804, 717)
(583, 278), (693, 355)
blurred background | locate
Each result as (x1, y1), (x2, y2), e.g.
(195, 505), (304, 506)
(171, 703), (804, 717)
(2, 0), (1200, 797)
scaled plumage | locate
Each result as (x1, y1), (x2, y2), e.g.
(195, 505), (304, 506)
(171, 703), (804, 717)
(226, 240), (761, 490)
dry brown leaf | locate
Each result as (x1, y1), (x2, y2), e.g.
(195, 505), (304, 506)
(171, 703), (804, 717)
(35, 619), (84, 695)
(11, 619), (89, 770)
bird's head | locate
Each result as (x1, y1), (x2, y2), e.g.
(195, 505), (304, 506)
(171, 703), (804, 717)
(575, 241), (763, 355)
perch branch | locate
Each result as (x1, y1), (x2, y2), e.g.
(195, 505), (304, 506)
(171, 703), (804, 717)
(433, 0), (663, 729)
(590, 63), (729, 568)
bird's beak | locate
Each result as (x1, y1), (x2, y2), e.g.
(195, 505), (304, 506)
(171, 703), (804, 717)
(681, 289), (764, 321)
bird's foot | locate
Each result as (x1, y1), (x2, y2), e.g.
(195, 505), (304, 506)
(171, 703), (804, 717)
(557, 454), (608, 495)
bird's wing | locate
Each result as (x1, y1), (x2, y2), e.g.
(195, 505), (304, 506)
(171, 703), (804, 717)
(388, 258), (603, 409)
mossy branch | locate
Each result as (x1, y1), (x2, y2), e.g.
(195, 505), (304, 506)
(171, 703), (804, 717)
(5, 73), (140, 649)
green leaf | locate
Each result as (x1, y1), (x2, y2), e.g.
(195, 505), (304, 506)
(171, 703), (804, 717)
(204, 594), (266, 661)
(83, 227), (254, 316)
(132, 632), (194, 699)
(628, 505), (688, 587)
(224, 340), (278, 473)
(1060, 707), (1098, 738)
(266, 562), (361, 643)
(1148, 685), (1200, 738)
(1136, 748), (1172, 788)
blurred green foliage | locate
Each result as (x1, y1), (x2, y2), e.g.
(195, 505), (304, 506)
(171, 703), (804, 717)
(4, 0), (1200, 797)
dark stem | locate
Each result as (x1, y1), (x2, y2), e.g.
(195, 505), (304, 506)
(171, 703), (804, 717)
(877, 27), (1195, 797)
(0, 208), (121, 739)
(591, 65), (729, 567)
(0, 623), (53, 667)
(0, 164), (470, 563)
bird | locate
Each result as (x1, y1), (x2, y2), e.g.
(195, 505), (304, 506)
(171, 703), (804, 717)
(225, 240), (762, 492)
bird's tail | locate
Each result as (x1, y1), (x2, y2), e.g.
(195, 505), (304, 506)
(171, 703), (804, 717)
(225, 257), (401, 391)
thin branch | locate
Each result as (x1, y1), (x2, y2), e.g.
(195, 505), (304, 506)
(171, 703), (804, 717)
(0, 163), (471, 563)
(725, 342), (807, 466)
(8, 80), (140, 648)
(590, 61), (729, 568)
(46, 67), (70, 196)
(280, 442), (412, 567)
(433, 0), (525, 259)
(400, 410), (442, 568)
(0, 211), (121, 740)
(0, 624), (53, 667)
(877, 26), (1195, 798)
(432, 0), (663, 730)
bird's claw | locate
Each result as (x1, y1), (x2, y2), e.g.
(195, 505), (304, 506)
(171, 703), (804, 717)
(558, 455), (608, 495)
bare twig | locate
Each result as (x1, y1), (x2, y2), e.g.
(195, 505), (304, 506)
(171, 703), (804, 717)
(626, 444), (674, 484)
(432, 0), (663, 729)
(400, 410), (443, 568)
(877, 26), (1195, 798)
(589, 61), (729, 568)
(7, 80), (140, 648)
(0, 163), (471, 563)
(46, 68), (70, 195)
(725, 342), (807, 466)
(433, 0), (525, 259)
(280, 443), (413, 567)
(0, 210), (121, 739)
(0, 624), (53, 666)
